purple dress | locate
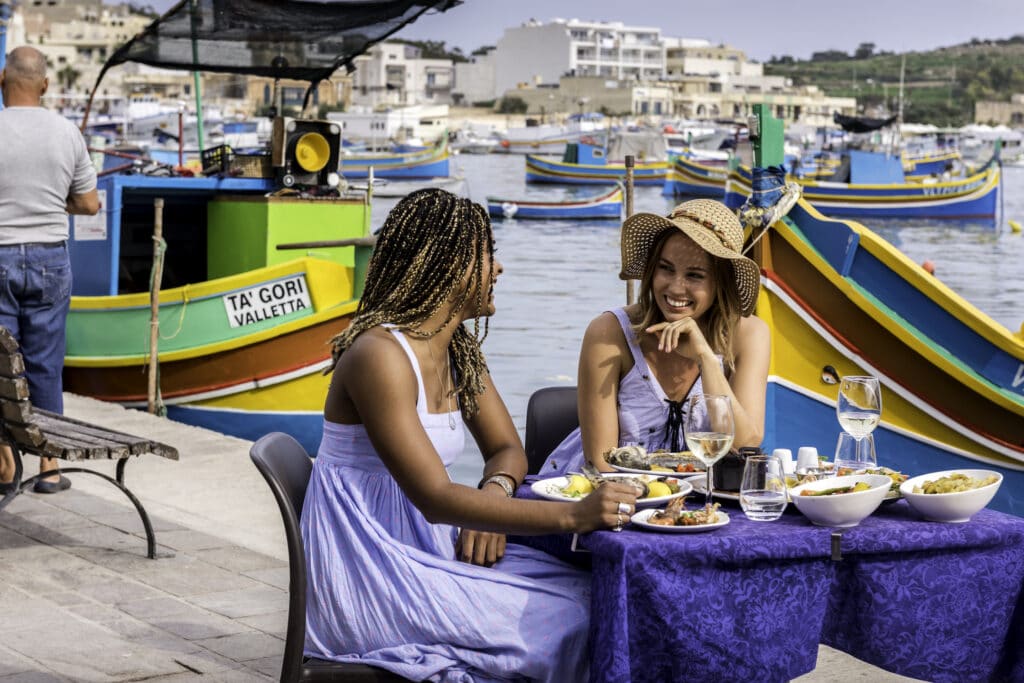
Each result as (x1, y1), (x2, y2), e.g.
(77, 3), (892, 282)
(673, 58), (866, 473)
(301, 328), (590, 683)
(539, 307), (709, 476)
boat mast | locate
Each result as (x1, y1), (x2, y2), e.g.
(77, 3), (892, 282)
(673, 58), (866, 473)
(894, 54), (906, 156)
(188, 0), (205, 152)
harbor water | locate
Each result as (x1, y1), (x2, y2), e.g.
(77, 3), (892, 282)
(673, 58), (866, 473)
(368, 156), (1024, 485)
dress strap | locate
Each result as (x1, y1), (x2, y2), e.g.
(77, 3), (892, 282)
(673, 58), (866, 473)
(610, 308), (666, 402)
(387, 328), (428, 414)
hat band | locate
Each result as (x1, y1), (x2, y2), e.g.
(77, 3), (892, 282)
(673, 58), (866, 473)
(669, 210), (735, 251)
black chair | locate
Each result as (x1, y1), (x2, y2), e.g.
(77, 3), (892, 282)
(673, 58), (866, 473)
(250, 432), (410, 683)
(524, 386), (579, 475)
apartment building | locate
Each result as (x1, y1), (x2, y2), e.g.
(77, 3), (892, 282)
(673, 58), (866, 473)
(350, 42), (454, 108)
(453, 47), (496, 106)
(16, 0), (151, 96)
(494, 18), (665, 98)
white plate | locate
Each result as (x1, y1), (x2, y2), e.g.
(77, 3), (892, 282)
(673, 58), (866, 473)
(530, 474), (692, 508)
(610, 463), (704, 476)
(683, 474), (741, 502)
(630, 507), (730, 533)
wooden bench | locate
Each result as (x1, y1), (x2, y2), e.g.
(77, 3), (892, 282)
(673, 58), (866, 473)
(0, 327), (178, 558)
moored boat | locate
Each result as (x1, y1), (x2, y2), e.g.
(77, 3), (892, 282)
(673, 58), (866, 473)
(526, 137), (668, 186)
(486, 185), (623, 220)
(746, 107), (1024, 515)
(727, 149), (1000, 220)
(662, 153), (729, 198)
(340, 137), (450, 179)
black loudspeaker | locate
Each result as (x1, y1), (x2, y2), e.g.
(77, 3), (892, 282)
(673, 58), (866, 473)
(273, 118), (341, 189)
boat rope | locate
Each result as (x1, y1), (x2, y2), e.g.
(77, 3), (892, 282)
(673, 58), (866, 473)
(160, 284), (191, 342)
(738, 165), (802, 254)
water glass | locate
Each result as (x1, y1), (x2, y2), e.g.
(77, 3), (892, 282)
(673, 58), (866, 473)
(834, 431), (877, 473)
(740, 455), (788, 522)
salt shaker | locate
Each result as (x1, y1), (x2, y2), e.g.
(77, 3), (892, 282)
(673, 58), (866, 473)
(772, 448), (794, 473)
(796, 446), (820, 472)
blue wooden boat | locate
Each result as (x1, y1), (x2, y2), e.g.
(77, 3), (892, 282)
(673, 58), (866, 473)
(486, 185), (623, 220)
(726, 150), (999, 220)
(340, 138), (449, 179)
(525, 139), (667, 186)
(746, 106), (1024, 515)
(662, 153), (729, 198)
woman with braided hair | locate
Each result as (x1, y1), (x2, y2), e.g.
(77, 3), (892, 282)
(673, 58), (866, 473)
(539, 198), (770, 476)
(300, 188), (635, 682)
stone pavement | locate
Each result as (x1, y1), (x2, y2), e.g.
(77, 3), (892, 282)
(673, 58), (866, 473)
(0, 394), (922, 682)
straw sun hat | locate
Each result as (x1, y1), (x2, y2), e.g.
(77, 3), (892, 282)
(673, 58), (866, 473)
(619, 199), (760, 316)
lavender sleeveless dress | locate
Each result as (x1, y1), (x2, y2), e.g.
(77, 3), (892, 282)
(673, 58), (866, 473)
(301, 328), (590, 683)
(539, 308), (709, 476)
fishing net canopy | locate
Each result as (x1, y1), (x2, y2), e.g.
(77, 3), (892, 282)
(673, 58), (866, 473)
(97, 0), (460, 85)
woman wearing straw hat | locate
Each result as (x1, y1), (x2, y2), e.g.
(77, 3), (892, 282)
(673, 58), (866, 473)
(540, 198), (769, 474)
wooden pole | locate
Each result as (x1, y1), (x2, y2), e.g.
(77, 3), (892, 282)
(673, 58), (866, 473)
(147, 198), (165, 415)
(623, 155), (637, 304)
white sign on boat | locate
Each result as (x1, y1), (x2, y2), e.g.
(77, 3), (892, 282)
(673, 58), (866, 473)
(223, 275), (312, 328)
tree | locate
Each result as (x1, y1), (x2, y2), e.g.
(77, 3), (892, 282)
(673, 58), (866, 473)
(810, 49), (849, 62)
(496, 96), (528, 114)
(854, 42), (876, 60)
(57, 65), (81, 93)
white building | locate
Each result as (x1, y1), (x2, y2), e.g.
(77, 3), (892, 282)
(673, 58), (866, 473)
(327, 104), (450, 147)
(494, 18), (665, 98)
(453, 47), (496, 106)
(350, 42), (454, 108)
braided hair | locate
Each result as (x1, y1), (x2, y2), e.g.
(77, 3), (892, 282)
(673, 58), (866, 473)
(329, 188), (495, 416)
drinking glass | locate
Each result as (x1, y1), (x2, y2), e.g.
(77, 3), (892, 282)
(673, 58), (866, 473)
(834, 431), (877, 474)
(836, 376), (882, 440)
(740, 455), (788, 521)
(684, 394), (735, 507)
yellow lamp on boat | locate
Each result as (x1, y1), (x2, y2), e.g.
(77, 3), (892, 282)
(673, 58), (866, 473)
(1009, 219), (1022, 234)
(273, 118), (341, 188)
(294, 132), (330, 173)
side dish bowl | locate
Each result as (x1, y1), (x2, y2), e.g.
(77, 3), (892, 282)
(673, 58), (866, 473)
(788, 474), (892, 527)
(899, 469), (1002, 523)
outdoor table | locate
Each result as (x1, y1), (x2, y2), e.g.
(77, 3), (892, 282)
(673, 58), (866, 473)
(513, 485), (1024, 683)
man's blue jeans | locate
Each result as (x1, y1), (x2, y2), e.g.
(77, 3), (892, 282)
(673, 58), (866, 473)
(0, 242), (72, 414)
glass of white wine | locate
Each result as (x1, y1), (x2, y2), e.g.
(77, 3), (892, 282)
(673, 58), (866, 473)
(684, 394), (735, 507)
(836, 376), (882, 453)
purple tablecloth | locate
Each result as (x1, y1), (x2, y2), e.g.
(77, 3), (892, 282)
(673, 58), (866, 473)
(513, 487), (1024, 683)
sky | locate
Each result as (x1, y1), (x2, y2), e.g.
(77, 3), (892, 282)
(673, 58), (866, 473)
(388, 0), (1024, 61)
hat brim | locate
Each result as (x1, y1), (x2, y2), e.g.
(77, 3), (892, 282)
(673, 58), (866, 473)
(619, 212), (761, 316)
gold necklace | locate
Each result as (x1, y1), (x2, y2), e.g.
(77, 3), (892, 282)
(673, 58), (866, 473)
(426, 337), (458, 430)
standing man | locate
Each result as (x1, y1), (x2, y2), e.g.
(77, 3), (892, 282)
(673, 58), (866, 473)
(0, 46), (98, 493)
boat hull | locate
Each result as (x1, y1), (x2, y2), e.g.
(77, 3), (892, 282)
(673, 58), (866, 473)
(65, 259), (360, 455)
(486, 186), (623, 220)
(662, 155), (728, 198)
(754, 199), (1024, 514)
(341, 143), (449, 179)
(727, 165), (1000, 220)
(525, 155), (667, 185)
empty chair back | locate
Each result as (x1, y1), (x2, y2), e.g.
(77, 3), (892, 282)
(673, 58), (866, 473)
(524, 386), (579, 475)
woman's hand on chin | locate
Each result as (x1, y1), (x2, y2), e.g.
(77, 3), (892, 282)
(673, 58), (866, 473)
(645, 318), (711, 359)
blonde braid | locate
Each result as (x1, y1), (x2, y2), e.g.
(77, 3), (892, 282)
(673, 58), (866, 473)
(329, 189), (494, 415)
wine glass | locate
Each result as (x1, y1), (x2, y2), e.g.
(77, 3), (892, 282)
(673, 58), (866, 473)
(684, 394), (735, 507)
(836, 376), (882, 453)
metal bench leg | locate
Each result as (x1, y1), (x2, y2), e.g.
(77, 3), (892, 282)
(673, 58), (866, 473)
(20, 466), (158, 559)
(0, 443), (25, 512)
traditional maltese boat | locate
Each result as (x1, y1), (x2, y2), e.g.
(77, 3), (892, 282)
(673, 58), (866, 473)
(662, 154), (729, 198)
(341, 137), (450, 179)
(63, 0), (458, 453)
(486, 185), (623, 220)
(745, 107), (1024, 515)
(525, 136), (668, 186)
(727, 152), (1000, 221)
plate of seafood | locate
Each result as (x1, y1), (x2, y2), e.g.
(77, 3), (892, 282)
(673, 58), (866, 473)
(834, 466), (907, 501)
(530, 466), (692, 508)
(630, 500), (729, 533)
(604, 445), (705, 476)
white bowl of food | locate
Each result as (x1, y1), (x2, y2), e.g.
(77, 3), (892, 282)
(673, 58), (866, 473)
(788, 474), (892, 527)
(899, 469), (1002, 523)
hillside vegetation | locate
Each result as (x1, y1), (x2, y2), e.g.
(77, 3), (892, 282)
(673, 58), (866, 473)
(764, 36), (1024, 126)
